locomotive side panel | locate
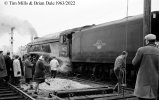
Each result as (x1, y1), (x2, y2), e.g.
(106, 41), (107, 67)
(126, 17), (143, 63)
(72, 16), (143, 64)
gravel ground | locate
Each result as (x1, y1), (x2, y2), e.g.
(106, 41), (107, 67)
(20, 78), (134, 100)
(39, 78), (92, 91)
(20, 78), (95, 92)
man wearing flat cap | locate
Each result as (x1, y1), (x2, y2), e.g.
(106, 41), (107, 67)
(132, 34), (159, 100)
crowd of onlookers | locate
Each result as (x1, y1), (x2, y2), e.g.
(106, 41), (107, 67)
(0, 50), (60, 94)
(0, 51), (23, 85)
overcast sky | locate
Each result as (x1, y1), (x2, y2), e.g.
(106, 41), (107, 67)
(0, 0), (159, 52)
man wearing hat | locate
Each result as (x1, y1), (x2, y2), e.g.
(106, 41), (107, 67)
(132, 34), (159, 100)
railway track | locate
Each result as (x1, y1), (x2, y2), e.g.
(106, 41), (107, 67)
(0, 80), (35, 100)
(0, 76), (137, 100)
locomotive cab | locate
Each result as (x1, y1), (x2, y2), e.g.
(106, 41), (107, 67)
(59, 34), (69, 57)
(59, 33), (73, 75)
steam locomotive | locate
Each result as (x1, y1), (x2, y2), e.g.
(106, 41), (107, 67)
(27, 11), (159, 86)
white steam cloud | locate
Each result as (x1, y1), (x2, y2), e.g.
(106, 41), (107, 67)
(0, 13), (37, 38)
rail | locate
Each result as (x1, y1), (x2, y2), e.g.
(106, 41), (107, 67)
(7, 83), (36, 100)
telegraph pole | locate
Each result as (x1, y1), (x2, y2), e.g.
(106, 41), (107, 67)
(143, 0), (151, 45)
(10, 27), (15, 59)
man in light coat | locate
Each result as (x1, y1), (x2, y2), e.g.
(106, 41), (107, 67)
(13, 55), (22, 85)
(132, 34), (159, 100)
(50, 56), (59, 78)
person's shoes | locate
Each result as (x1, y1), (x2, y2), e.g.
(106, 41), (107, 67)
(48, 93), (52, 98)
(45, 82), (50, 85)
(30, 85), (34, 90)
(34, 91), (38, 95)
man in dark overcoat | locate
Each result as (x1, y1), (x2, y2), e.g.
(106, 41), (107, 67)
(4, 52), (12, 82)
(34, 56), (45, 94)
(24, 55), (33, 83)
(0, 50), (7, 80)
(132, 34), (159, 100)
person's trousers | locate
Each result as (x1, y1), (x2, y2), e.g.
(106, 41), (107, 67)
(51, 70), (57, 78)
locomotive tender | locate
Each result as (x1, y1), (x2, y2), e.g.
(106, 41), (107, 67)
(27, 11), (159, 86)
